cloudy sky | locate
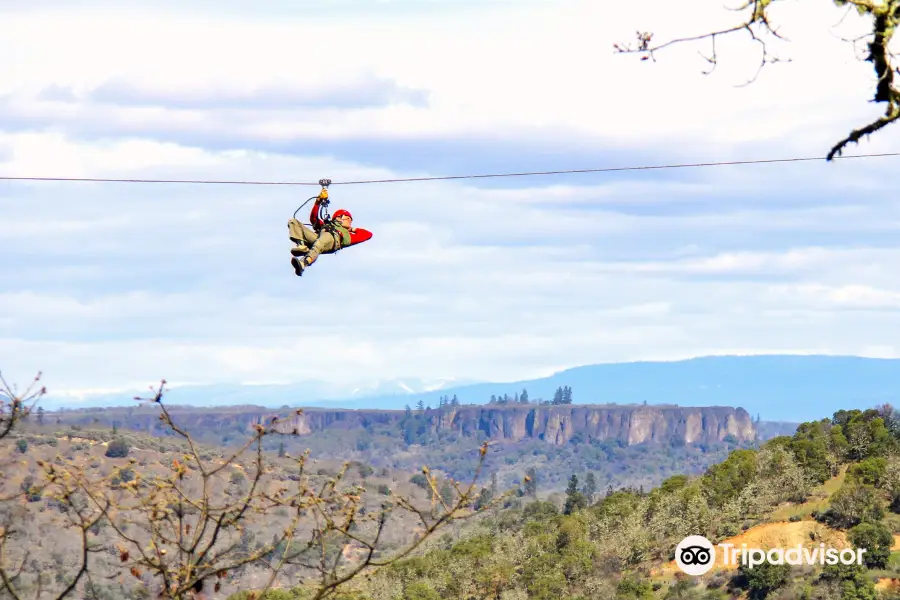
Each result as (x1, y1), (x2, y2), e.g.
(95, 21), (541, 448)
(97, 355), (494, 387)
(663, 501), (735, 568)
(1, 0), (899, 398)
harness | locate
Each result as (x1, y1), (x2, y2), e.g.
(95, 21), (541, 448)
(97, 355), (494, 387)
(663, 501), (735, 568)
(292, 178), (349, 252)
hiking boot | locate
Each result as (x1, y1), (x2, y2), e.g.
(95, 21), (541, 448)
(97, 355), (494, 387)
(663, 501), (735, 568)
(291, 256), (305, 276)
(290, 243), (309, 256)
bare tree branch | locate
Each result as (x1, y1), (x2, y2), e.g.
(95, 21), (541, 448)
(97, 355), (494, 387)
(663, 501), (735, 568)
(615, 0), (900, 158)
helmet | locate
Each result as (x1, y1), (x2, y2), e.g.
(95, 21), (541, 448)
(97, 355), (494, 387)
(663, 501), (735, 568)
(333, 209), (352, 220)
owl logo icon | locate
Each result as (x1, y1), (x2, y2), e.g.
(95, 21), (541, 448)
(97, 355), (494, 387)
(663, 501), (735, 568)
(675, 535), (716, 576)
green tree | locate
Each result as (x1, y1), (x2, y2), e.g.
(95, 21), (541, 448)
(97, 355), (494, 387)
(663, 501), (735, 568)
(817, 563), (877, 600)
(701, 448), (757, 507)
(615, 0), (900, 160)
(552, 387), (563, 405)
(848, 521), (894, 569)
(615, 576), (654, 599)
(15, 438), (27, 454)
(582, 472), (597, 503)
(104, 438), (130, 458)
(826, 481), (884, 527)
(564, 474), (587, 514)
(737, 560), (791, 599)
(847, 457), (887, 487)
(404, 582), (441, 600)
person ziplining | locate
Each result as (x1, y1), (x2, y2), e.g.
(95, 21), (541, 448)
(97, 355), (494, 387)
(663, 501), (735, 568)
(286, 179), (373, 276)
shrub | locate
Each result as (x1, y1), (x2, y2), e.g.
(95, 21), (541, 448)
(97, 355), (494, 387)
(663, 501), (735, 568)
(105, 438), (130, 458)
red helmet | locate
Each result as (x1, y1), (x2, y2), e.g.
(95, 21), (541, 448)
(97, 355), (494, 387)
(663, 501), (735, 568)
(333, 209), (352, 220)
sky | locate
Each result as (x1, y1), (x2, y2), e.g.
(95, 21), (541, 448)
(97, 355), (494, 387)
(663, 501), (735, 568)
(1, 0), (899, 399)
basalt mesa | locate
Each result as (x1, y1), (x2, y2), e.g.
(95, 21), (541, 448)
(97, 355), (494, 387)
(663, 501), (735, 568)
(272, 405), (755, 446)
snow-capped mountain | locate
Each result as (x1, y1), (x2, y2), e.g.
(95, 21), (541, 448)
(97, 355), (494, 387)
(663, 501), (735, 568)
(347, 377), (479, 397)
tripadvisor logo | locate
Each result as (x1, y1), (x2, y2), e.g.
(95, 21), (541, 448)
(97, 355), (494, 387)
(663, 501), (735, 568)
(675, 535), (867, 576)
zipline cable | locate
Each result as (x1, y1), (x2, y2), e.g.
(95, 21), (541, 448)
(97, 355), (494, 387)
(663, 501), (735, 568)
(0, 151), (898, 186)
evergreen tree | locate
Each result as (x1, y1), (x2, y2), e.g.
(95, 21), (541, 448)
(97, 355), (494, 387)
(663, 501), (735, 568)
(552, 387), (563, 405)
(416, 400), (425, 412)
(36, 406), (44, 426)
(451, 394), (459, 407)
(405, 405), (412, 419)
(582, 472), (597, 503)
(563, 474), (587, 514)
(520, 388), (529, 403)
(562, 386), (573, 404)
(524, 467), (537, 497)
(490, 395), (497, 404)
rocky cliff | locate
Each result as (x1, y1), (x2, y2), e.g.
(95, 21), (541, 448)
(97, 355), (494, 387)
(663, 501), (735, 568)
(272, 404), (756, 446)
(56, 404), (756, 447)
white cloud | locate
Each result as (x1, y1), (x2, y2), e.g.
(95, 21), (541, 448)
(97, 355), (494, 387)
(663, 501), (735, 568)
(1, 0), (899, 398)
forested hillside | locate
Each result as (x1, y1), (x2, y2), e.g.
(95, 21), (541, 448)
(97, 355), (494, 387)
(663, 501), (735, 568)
(11, 382), (900, 599)
(230, 405), (900, 600)
(44, 401), (764, 495)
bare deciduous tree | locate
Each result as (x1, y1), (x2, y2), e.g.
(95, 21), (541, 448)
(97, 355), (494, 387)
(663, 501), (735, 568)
(0, 371), (44, 441)
(615, 0), (900, 159)
(0, 376), (506, 600)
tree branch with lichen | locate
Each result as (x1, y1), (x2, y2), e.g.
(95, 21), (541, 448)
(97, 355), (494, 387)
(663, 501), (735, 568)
(615, 0), (900, 159)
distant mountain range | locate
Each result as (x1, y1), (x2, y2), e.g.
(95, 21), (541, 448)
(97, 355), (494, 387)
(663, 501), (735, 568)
(40, 377), (479, 411)
(41, 355), (900, 423)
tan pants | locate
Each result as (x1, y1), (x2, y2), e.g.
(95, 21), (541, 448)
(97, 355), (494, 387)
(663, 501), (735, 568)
(288, 219), (337, 263)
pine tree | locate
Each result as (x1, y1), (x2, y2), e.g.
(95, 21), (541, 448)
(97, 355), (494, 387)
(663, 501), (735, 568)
(37, 407), (45, 426)
(451, 394), (459, 407)
(520, 388), (529, 403)
(552, 387), (563, 405)
(490, 395), (497, 404)
(582, 472), (597, 503)
(563, 474), (586, 514)
(416, 400), (425, 412)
